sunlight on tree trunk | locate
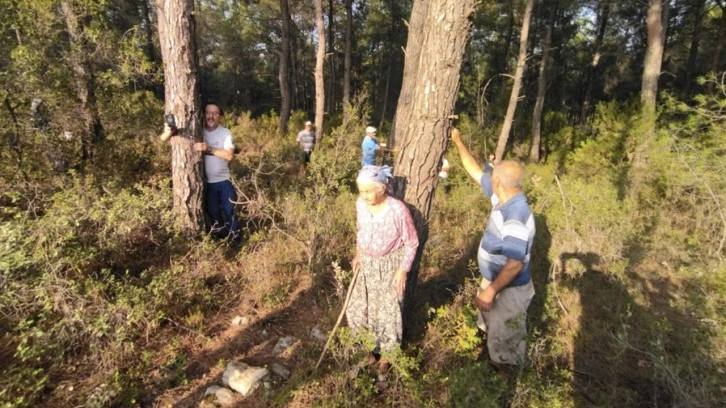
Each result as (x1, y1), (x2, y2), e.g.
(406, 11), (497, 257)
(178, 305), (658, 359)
(314, 0), (326, 140)
(392, 0), (477, 320)
(641, 0), (668, 119)
(390, 0), (427, 148)
(495, 0), (534, 161)
(155, 0), (204, 233)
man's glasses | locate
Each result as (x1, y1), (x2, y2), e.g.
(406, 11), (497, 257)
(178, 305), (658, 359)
(205, 111), (221, 116)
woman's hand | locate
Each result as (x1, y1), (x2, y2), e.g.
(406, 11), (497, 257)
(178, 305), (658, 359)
(394, 268), (407, 297)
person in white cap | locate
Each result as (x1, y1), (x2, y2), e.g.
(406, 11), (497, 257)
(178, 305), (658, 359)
(361, 126), (380, 166)
(297, 120), (316, 164)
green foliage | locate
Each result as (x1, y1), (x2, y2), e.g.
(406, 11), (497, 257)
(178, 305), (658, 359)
(426, 282), (482, 356)
(445, 362), (506, 407)
(0, 173), (224, 407)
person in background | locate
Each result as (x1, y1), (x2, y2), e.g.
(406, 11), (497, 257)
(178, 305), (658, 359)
(160, 103), (240, 242)
(449, 127), (535, 379)
(485, 152), (496, 173)
(297, 120), (316, 165)
(347, 165), (419, 389)
(361, 126), (380, 166)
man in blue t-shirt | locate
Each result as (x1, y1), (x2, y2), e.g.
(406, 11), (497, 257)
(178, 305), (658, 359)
(361, 126), (380, 166)
(449, 127), (535, 378)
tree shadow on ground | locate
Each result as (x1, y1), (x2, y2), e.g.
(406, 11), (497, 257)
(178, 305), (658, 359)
(527, 213), (553, 343)
(560, 248), (721, 407)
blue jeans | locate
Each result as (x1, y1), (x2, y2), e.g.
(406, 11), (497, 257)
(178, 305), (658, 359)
(206, 179), (239, 238)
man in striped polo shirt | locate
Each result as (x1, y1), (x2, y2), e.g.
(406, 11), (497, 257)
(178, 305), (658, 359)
(449, 127), (536, 378)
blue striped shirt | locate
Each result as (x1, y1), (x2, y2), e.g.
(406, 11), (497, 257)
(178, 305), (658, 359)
(477, 173), (535, 286)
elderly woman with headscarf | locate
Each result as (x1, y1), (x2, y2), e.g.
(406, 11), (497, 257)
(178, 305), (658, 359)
(347, 165), (419, 377)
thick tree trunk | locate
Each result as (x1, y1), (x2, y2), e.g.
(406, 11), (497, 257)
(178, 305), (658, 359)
(314, 0), (326, 139)
(392, 0), (477, 320)
(530, 4), (555, 163)
(60, 1), (104, 162)
(279, 0), (292, 134)
(579, 0), (610, 123)
(390, 0), (427, 149)
(494, 0), (535, 161)
(641, 0), (667, 118)
(343, 0), (352, 108)
(155, 0), (205, 233)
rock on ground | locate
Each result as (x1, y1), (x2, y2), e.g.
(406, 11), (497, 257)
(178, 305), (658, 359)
(222, 361), (269, 397)
(272, 336), (297, 355)
(202, 386), (235, 407)
(270, 363), (290, 380)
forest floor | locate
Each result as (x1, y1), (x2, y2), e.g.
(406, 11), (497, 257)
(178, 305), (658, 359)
(147, 263), (464, 407)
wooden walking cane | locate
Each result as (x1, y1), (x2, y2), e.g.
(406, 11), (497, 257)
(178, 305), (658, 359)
(315, 262), (361, 369)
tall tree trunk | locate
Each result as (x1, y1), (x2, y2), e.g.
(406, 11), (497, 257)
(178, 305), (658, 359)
(291, 28), (300, 109)
(140, 0), (163, 98)
(154, 0), (205, 233)
(60, 1), (104, 162)
(326, 0), (336, 115)
(140, 0), (157, 66)
(494, 0), (535, 161)
(279, 0), (292, 134)
(390, 0), (427, 148)
(392, 0), (477, 323)
(684, 0), (705, 98)
(641, 0), (668, 118)
(579, 0), (610, 123)
(343, 0), (352, 108)
(530, 3), (555, 163)
(314, 0), (326, 139)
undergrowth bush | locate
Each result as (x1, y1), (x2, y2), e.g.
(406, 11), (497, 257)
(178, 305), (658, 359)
(0, 174), (230, 407)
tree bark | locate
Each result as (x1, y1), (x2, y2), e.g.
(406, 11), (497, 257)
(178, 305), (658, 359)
(60, 1), (104, 162)
(494, 0), (535, 161)
(392, 0), (477, 319)
(154, 0), (205, 233)
(530, 3), (555, 163)
(279, 0), (292, 134)
(641, 0), (667, 118)
(314, 0), (326, 139)
(343, 0), (352, 108)
(390, 0), (427, 149)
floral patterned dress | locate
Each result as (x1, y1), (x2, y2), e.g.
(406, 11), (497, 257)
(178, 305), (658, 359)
(346, 196), (419, 351)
